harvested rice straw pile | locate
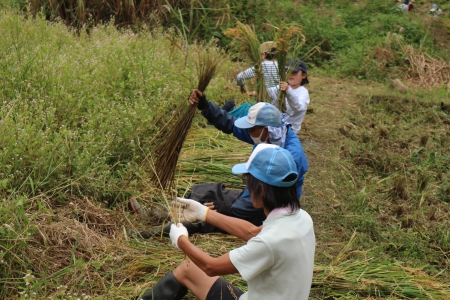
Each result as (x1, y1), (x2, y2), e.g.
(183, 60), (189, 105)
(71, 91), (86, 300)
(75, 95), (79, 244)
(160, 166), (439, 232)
(224, 22), (267, 101)
(150, 50), (221, 202)
(387, 33), (450, 89)
(273, 24), (305, 111)
(312, 233), (450, 299)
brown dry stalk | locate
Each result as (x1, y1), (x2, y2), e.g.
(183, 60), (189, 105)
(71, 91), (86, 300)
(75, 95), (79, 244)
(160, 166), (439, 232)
(150, 50), (221, 217)
(224, 22), (266, 101)
(274, 25), (305, 110)
(388, 33), (450, 89)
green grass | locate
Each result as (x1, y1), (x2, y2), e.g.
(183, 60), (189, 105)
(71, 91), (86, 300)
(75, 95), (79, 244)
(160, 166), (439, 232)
(1, 6), (450, 300)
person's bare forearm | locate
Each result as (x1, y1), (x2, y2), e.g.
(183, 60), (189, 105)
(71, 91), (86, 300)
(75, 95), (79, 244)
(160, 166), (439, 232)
(178, 236), (237, 277)
(206, 210), (262, 241)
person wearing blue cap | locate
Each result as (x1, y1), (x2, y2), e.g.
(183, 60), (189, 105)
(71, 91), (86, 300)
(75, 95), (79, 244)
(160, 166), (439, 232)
(137, 144), (315, 300)
(187, 89), (308, 229)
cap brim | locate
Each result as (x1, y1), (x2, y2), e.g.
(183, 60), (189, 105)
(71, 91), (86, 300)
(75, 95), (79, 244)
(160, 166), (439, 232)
(234, 117), (255, 129)
(232, 163), (248, 174)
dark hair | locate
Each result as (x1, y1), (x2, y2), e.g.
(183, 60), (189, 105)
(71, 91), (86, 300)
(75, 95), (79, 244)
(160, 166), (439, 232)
(245, 173), (300, 212)
(264, 47), (277, 60)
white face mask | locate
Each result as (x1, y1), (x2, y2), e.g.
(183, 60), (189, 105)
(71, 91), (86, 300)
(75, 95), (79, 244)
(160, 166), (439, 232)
(250, 128), (268, 144)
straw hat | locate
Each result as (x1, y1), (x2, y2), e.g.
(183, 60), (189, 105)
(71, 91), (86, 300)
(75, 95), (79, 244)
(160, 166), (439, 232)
(260, 41), (276, 54)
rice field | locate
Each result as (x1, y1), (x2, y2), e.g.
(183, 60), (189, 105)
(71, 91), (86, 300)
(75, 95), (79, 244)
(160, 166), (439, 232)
(0, 8), (449, 300)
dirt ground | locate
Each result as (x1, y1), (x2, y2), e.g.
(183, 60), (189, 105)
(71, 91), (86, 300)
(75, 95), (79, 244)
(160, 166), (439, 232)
(297, 76), (392, 263)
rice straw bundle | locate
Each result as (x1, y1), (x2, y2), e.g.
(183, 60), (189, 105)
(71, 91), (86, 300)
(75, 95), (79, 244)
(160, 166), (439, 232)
(150, 50), (221, 196)
(273, 25), (305, 111)
(312, 233), (450, 299)
(386, 33), (450, 89)
(224, 22), (266, 101)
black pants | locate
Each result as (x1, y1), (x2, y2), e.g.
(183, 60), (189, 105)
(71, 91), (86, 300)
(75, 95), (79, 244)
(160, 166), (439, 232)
(205, 277), (244, 300)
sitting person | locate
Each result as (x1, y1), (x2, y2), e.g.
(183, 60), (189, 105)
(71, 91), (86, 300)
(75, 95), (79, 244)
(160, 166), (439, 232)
(185, 92), (308, 228)
(267, 59), (310, 133)
(136, 144), (316, 300)
(129, 94), (308, 237)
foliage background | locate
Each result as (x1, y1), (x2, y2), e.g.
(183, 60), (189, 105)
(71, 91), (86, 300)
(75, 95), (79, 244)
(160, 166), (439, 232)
(0, 0), (449, 299)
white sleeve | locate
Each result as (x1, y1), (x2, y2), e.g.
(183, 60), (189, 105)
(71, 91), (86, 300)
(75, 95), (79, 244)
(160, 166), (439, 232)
(229, 237), (274, 281)
(236, 67), (256, 86)
(285, 87), (310, 112)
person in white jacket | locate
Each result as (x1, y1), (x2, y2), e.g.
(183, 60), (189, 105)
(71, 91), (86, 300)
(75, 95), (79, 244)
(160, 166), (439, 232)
(267, 59), (310, 133)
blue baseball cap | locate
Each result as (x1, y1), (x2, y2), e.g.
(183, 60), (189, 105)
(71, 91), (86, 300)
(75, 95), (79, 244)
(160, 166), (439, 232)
(232, 144), (298, 187)
(234, 102), (282, 129)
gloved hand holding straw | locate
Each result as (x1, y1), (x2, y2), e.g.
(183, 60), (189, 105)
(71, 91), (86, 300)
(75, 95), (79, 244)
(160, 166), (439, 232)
(173, 197), (209, 223)
(169, 223), (189, 249)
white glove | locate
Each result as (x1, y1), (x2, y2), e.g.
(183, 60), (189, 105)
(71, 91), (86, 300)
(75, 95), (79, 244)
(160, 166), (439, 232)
(169, 223), (189, 249)
(174, 197), (209, 222)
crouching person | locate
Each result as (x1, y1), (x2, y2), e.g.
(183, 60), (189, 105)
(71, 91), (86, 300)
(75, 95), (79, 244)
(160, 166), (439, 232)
(137, 144), (315, 300)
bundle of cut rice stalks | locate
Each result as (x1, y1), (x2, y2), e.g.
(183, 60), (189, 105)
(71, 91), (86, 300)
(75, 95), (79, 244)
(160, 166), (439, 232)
(312, 233), (450, 299)
(273, 24), (305, 112)
(386, 33), (450, 89)
(224, 21), (267, 102)
(150, 50), (221, 202)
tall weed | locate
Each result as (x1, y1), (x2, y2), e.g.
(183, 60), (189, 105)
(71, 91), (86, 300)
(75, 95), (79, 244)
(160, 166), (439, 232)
(0, 10), (237, 205)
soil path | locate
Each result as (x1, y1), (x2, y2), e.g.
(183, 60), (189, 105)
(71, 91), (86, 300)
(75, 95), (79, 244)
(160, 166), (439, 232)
(298, 76), (390, 262)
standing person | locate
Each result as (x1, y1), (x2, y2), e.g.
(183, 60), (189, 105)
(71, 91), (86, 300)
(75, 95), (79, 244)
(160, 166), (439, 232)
(267, 59), (310, 133)
(236, 41), (279, 96)
(136, 144), (316, 300)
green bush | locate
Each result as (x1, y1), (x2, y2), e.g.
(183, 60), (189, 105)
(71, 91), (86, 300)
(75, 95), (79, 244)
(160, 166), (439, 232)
(0, 10), (237, 205)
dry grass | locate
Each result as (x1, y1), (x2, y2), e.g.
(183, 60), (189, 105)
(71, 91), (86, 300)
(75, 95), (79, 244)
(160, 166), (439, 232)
(13, 75), (450, 299)
(223, 21), (266, 101)
(149, 50), (221, 219)
(387, 33), (450, 89)
(273, 24), (305, 110)
(30, 0), (189, 27)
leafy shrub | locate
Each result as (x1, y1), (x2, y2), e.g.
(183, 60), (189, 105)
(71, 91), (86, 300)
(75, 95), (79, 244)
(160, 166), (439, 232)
(0, 11), (237, 205)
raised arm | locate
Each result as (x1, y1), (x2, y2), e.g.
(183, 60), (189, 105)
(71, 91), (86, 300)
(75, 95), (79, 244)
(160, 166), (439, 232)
(188, 89), (236, 134)
(236, 66), (256, 87)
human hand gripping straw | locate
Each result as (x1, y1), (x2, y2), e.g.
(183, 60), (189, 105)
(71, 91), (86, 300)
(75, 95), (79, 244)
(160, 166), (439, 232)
(168, 198), (209, 248)
(188, 89), (209, 111)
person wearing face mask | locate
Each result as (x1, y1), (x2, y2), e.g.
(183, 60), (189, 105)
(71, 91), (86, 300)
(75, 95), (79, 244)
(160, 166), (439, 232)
(128, 96), (308, 237)
(185, 91), (308, 228)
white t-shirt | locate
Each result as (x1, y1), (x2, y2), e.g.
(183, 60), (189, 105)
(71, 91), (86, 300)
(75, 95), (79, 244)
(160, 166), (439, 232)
(268, 85), (310, 133)
(229, 209), (315, 300)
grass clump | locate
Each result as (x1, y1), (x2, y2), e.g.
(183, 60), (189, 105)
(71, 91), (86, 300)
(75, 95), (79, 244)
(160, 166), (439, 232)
(0, 9), (249, 299)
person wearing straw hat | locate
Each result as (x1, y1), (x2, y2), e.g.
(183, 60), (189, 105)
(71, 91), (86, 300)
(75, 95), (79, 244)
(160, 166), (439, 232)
(236, 41), (280, 96)
(267, 58), (310, 133)
(186, 91), (308, 229)
(136, 144), (315, 300)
